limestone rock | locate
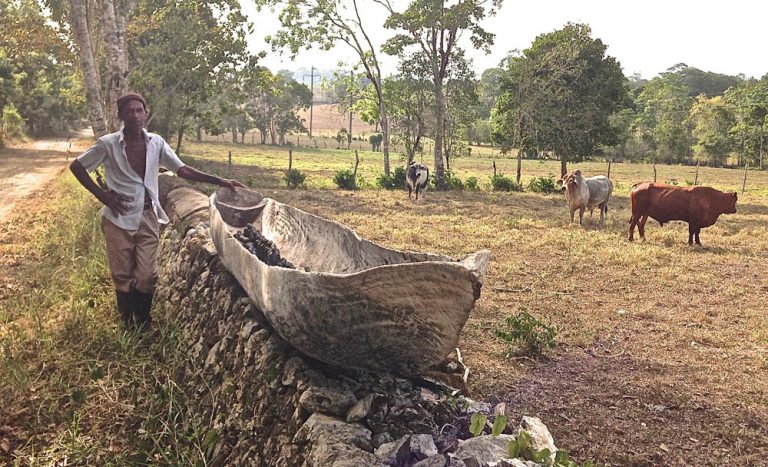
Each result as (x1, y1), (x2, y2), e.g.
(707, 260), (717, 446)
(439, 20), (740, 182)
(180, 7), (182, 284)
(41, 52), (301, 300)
(452, 435), (516, 465)
(516, 416), (557, 460)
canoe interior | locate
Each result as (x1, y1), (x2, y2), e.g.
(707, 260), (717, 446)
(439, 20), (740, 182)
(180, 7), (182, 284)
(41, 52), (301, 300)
(214, 188), (467, 275)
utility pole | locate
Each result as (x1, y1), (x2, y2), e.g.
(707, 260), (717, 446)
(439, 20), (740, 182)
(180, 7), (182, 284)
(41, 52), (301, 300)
(304, 66), (316, 138)
(348, 70), (353, 150)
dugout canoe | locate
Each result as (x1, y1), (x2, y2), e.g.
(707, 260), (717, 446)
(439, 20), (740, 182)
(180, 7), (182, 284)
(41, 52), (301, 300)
(209, 187), (490, 375)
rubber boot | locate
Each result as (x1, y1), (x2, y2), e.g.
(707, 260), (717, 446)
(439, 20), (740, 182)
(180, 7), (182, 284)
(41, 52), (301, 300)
(132, 291), (154, 330)
(115, 290), (134, 325)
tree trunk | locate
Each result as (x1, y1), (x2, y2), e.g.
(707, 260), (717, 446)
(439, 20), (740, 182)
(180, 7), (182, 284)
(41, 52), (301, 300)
(560, 158), (567, 177)
(176, 118), (185, 155)
(374, 84), (391, 176)
(160, 97), (174, 140)
(516, 148), (522, 184)
(196, 124), (202, 142)
(100, 0), (126, 132)
(68, 0), (108, 137)
(231, 127), (237, 143)
(433, 77), (446, 188)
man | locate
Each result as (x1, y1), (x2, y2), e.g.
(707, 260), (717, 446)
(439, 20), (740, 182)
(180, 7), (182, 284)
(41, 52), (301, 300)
(70, 92), (243, 329)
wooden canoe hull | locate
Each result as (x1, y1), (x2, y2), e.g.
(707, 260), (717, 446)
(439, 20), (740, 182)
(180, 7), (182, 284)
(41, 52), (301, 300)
(210, 188), (490, 375)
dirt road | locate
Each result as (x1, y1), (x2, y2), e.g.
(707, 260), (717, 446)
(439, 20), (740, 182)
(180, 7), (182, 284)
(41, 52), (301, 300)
(0, 129), (92, 222)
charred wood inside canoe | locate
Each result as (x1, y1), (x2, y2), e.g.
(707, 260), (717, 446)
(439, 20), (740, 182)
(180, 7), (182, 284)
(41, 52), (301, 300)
(234, 224), (295, 269)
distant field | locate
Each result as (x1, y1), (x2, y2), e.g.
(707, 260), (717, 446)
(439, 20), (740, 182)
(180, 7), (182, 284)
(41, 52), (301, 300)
(182, 139), (768, 196)
(5, 137), (765, 465)
(181, 140), (768, 465)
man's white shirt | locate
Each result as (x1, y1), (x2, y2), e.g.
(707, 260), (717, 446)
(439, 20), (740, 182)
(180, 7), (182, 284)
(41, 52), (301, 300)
(77, 128), (185, 230)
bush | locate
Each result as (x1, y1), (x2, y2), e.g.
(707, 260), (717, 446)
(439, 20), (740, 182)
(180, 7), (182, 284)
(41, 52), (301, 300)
(496, 308), (557, 356)
(465, 176), (479, 191)
(376, 166), (407, 190)
(2, 104), (26, 140)
(528, 174), (558, 194)
(369, 133), (383, 151)
(335, 128), (349, 148)
(490, 173), (523, 192)
(283, 168), (306, 188)
(444, 170), (464, 190)
(333, 168), (357, 190)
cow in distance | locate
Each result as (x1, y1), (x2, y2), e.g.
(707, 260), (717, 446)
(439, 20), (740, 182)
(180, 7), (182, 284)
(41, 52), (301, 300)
(557, 169), (613, 225)
(628, 182), (737, 246)
(407, 161), (429, 200)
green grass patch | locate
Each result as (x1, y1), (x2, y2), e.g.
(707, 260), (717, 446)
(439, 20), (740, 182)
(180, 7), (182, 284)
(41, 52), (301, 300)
(0, 175), (213, 465)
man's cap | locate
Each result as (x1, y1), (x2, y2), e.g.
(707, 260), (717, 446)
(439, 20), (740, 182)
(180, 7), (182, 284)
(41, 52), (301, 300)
(117, 92), (147, 112)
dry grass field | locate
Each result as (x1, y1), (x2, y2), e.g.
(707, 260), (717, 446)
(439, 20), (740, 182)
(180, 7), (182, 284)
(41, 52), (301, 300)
(1, 136), (766, 465)
(182, 141), (768, 466)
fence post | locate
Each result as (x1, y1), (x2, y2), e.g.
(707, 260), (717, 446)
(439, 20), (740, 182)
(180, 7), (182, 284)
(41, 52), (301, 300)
(228, 151), (232, 178)
(742, 163), (748, 194)
(353, 150), (360, 178)
(607, 159), (612, 179)
(289, 149), (293, 172)
(493, 160), (497, 178)
(694, 160), (699, 186)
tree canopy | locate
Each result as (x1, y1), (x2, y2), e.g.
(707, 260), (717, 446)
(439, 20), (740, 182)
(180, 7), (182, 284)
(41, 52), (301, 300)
(491, 23), (628, 176)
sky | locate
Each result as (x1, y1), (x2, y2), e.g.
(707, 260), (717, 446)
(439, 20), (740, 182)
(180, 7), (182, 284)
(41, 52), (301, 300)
(243, 0), (767, 81)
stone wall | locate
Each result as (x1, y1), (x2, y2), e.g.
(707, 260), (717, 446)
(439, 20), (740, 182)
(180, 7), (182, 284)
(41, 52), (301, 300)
(155, 177), (558, 467)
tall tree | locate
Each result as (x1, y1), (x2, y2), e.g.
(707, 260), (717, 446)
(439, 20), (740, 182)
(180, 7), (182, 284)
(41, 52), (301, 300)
(257, 0), (394, 174)
(64, 0), (108, 136)
(442, 51), (478, 168)
(385, 68), (433, 164)
(127, 0), (252, 146)
(100, 0), (133, 131)
(476, 66), (504, 119)
(383, 0), (501, 187)
(725, 77), (768, 169)
(246, 69), (311, 145)
(635, 72), (694, 164)
(686, 95), (733, 167)
(492, 23), (628, 176)
(0, 0), (84, 140)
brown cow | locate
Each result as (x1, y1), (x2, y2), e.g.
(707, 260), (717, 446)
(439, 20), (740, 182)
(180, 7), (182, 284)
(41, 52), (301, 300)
(628, 182), (737, 246)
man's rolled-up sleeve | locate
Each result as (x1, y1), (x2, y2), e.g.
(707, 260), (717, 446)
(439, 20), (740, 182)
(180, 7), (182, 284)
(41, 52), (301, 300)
(160, 141), (185, 173)
(77, 139), (108, 172)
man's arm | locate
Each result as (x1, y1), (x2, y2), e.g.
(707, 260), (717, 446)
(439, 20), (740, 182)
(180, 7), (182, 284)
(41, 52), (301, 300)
(176, 166), (244, 190)
(70, 159), (132, 216)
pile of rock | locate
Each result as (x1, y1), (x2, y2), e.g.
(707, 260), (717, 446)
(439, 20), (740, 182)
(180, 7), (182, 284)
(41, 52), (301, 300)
(155, 177), (563, 467)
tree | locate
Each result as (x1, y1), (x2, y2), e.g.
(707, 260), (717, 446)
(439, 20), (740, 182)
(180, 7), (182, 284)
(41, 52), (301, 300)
(321, 69), (368, 148)
(442, 52), (479, 169)
(635, 72), (694, 164)
(668, 63), (742, 98)
(61, 0), (108, 136)
(43, 0), (133, 135)
(247, 69), (311, 145)
(383, 0), (501, 187)
(0, 0), (84, 142)
(385, 71), (433, 163)
(127, 0), (252, 147)
(725, 77), (768, 169)
(492, 23), (628, 176)
(258, 0), (394, 174)
(476, 66), (505, 119)
(687, 95), (733, 167)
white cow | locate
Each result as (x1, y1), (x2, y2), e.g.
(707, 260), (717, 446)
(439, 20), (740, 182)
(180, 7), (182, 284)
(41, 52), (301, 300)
(406, 161), (429, 200)
(557, 169), (613, 225)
